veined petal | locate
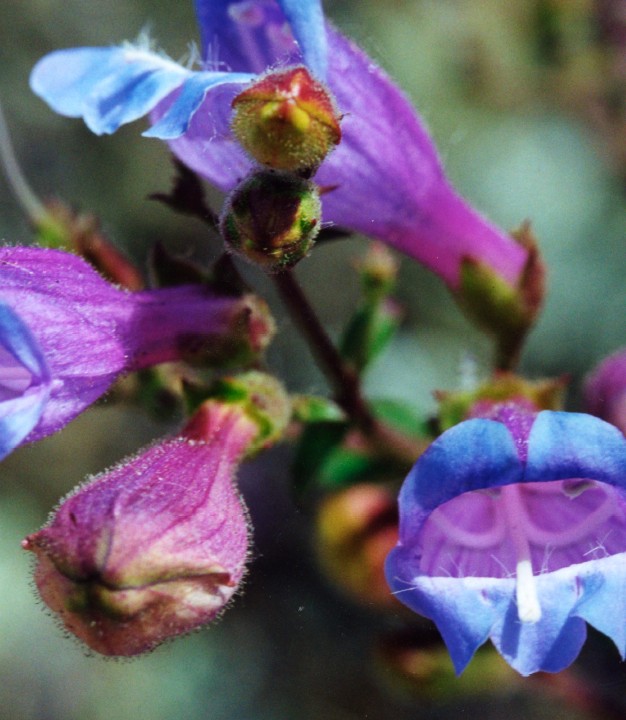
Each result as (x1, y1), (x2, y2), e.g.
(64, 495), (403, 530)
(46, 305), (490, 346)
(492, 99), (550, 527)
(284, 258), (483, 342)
(574, 554), (626, 657)
(31, 46), (191, 135)
(145, 71), (254, 139)
(316, 26), (527, 289)
(0, 302), (51, 460)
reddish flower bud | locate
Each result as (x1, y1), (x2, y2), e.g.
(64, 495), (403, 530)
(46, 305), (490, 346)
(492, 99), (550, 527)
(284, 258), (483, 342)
(23, 402), (258, 656)
(231, 66), (341, 174)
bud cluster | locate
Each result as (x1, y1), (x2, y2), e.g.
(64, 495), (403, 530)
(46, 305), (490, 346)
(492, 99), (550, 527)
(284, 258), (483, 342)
(222, 66), (341, 272)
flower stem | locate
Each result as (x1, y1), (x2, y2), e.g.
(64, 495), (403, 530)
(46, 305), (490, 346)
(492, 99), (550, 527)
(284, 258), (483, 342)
(0, 99), (46, 224)
(273, 269), (423, 466)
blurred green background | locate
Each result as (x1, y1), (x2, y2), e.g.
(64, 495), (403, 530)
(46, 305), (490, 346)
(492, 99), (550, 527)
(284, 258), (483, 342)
(0, 1), (625, 719)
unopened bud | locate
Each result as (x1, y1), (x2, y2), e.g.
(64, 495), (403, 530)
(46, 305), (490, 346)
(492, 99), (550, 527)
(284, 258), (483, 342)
(316, 484), (400, 610)
(23, 403), (258, 656)
(221, 171), (321, 272)
(185, 371), (291, 455)
(584, 347), (626, 435)
(232, 66), (341, 174)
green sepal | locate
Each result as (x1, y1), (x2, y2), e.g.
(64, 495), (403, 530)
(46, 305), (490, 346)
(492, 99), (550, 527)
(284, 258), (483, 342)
(184, 371), (291, 453)
(456, 225), (545, 370)
(458, 258), (528, 342)
(34, 213), (72, 250)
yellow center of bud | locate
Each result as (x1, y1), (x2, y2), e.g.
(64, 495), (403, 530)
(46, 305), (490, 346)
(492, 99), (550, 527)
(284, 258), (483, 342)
(232, 66), (342, 174)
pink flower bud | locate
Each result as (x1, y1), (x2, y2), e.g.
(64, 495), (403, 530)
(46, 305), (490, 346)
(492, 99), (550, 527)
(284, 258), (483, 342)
(23, 402), (258, 656)
(584, 347), (626, 435)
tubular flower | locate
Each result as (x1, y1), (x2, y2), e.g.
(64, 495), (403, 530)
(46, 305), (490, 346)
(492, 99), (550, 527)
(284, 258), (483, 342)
(30, 0), (527, 290)
(584, 347), (626, 435)
(0, 246), (274, 459)
(23, 400), (258, 656)
(385, 403), (626, 676)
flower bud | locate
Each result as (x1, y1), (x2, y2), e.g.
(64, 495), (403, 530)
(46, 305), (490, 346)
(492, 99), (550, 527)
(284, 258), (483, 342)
(315, 484), (400, 610)
(220, 171), (321, 272)
(23, 402), (258, 656)
(184, 371), (291, 455)
(231, 66), (341, 174)
(584, 347), (626, 435)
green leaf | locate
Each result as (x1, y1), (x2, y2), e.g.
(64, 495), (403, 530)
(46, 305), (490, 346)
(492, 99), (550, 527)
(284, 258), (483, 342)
(291, 395), (346, 424)
(292, 422), (349, 497)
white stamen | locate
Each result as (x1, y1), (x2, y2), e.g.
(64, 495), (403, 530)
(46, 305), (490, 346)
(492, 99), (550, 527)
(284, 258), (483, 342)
(501, 484), (543, 624)
(515, 559), (542, 623)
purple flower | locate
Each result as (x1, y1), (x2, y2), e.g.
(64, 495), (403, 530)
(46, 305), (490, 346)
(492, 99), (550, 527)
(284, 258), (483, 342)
(30, 1), (527, 290)
(0, 246), (274, 459)
(385, 403), (626, 676)
(23, 400), (257, 656)
(584, 347), (626, 435)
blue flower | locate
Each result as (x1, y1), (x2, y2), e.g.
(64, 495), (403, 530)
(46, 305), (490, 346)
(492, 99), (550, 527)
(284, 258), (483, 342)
(385, 406), (626, 676)
(30, 0), (529, 292)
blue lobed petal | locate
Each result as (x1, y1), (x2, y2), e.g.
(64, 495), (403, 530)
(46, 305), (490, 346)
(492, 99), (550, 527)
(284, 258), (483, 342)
(574, 554), (626, 657)
(144, 71), (254, 140)
(399, 419), (522, 522)
(525, 411), (626, 488)
(487, 570), (588, 675)
(387, 552), (592, 675)
(385, 562), (506, 673)
(31, 46), (191, 135)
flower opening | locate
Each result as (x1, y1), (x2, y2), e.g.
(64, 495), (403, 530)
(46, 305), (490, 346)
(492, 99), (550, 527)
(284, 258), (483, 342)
(386, 407), (626, 676)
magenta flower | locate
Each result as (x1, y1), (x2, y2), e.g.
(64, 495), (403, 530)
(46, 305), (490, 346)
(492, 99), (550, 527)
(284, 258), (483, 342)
(30, 0), (527, 290)
(584, 347), (626, 435)
(23, 401), (257, 656)
(0, 246), (273, 459)
(386, 403), (626, 676)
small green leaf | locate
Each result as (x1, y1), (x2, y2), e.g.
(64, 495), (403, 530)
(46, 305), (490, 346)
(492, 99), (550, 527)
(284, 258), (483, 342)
(291, 395), (346, 424)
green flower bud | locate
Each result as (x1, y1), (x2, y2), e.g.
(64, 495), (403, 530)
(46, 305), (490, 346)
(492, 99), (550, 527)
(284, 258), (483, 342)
(220, 171), (321, 272)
